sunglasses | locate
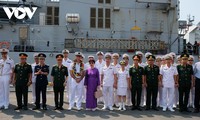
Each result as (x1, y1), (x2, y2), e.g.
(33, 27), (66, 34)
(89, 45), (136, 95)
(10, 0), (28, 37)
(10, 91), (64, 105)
(188, 60), (193, 61)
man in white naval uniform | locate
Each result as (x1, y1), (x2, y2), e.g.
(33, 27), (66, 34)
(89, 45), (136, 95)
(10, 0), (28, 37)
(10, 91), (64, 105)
(31, 53), (39, 104)
(101, 53), (117, 111)
(160, 54), (178, 112)
(68, 52), (85, 110)
(112, 53), (121, 107)
(122, 53), (131, 106)
(95, 51), (105, 103)
(95, 51), (105, 73)
(62, 49), (72, 102)
(0, 48), (14, 109)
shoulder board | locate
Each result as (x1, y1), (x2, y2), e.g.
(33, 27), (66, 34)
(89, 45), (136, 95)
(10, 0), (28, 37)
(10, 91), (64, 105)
(130, 66), (134, 68)
(53, 64), (57, 67)
(8, 58), (13, 61)
(16, 63), (20, 65)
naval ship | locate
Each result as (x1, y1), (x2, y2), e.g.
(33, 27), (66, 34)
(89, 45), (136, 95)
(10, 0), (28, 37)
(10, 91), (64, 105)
(0, 0), (183, 64)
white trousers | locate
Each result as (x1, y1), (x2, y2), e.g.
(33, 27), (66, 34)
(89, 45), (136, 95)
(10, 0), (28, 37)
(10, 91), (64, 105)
(113, 88), (119, 106)
(69, 79), (84, 108)
(162, 87), (175, 109)
(103, 86), (113, 107)
(157, 86), (163, 107)
(0, 75), (10, 107)
(174, 87), (179, 107)
(32, 82), (36, 103)
(66, 76), (71, 102)
(126, 89), (132, 106)
(189, 87), (195, 107)
(140, 86), (146, 106)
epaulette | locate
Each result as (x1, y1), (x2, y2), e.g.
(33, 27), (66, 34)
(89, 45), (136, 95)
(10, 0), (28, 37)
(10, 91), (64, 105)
(53, 64), (57, 67)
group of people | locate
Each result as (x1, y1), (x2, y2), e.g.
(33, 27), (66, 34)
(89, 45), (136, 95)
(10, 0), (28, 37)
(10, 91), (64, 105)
(0, 48), (200, 113)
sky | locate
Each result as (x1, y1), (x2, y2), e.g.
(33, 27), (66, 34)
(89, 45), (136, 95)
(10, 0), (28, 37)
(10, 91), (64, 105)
(180, 0), (200, 25)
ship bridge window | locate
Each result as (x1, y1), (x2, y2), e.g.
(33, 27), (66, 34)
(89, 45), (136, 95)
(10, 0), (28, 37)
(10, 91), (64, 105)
(90, 8), (96, 28)
(98, 8), (103, 28)
(98, 0), (103, 3)
(90, 8), (111, 29)
(105, 9), (111, 28)
(106, 0), (111, 4)
(46, 6), (59, 25)
(98, 0), (111, 4)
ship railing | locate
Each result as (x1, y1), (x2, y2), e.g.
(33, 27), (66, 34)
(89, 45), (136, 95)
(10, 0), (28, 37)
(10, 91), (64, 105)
(74, 38), (166, 51)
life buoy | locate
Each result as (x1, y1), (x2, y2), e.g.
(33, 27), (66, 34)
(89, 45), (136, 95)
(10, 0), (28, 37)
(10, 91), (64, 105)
(0, 42), (10, 49)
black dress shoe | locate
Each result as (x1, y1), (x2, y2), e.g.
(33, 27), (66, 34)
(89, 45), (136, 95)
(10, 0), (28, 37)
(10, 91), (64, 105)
(23, 106), (28, 110)
(185, 108), (191, 112)
(32, 107), (40, 110)
(14, 107), (22, 110)
(193, 109), (199, 113)
(131, 106), (136, 110)
(179, 109), (184, 112)
(152, 107), (159, 111)
(43, 106), (47, 110)
(59, 107), (64, 110)
(145, 107), (150, 110)
(137, 107), (142, 111)
(54, 107), (59, 110)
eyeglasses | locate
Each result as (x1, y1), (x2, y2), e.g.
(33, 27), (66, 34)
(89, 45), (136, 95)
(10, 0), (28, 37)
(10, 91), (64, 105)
(89, 62), (94, 64)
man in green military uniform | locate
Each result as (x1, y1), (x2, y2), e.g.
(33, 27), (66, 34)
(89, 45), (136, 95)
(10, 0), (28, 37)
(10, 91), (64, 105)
(129, 55), (145, 111)
(177, 53), (194, 112)
(51, 54), (68, 110)
(144, 55), (160, 111)
(13, 53), (32, 110)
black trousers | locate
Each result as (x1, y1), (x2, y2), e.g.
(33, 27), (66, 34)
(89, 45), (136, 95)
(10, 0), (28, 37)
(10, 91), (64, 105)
(146, 86), (158, 108)
(15, 85), (28, 107)
(195, 78), (200, 109)
(53, 86), (64, 108)
(178, 85), (190, 110)
(35, 85), (47, 108)
(131, 86), (142, 107)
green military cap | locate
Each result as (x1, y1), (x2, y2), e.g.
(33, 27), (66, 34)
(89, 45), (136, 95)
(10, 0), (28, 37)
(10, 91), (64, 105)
(19, 53), (28, 58)
(147, 55), (156, 61)
(56, 54), (64, 60)
(180, 53), (189, 59)
(132, 55), (140, 60)
(38, 53), (46, 58)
